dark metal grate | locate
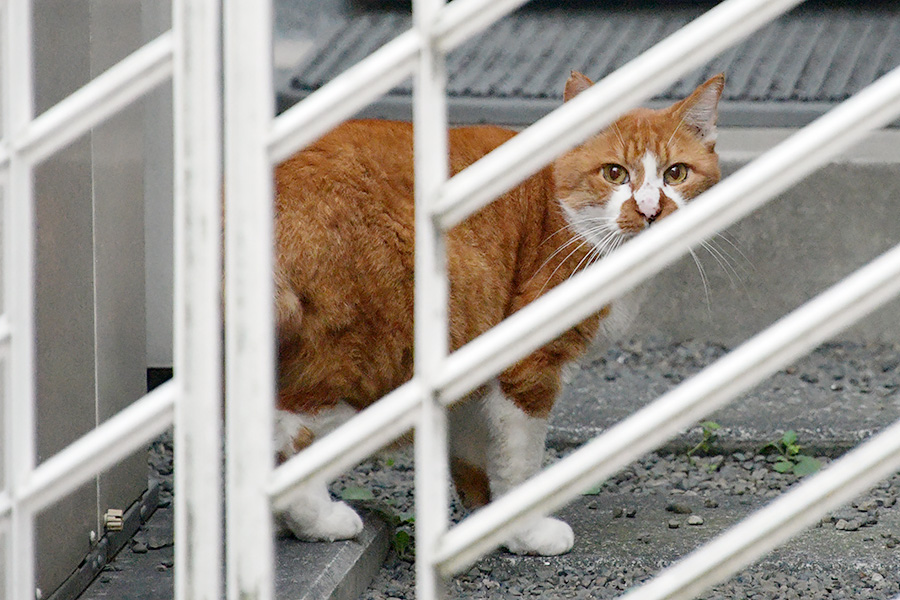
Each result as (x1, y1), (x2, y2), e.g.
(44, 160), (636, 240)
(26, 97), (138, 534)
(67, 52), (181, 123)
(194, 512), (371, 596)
(276, 3), (900, 126)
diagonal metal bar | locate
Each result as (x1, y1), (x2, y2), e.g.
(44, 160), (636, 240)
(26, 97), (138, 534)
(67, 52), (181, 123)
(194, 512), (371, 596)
(267, 29), (421, 164)
(268, 381), (421, 511)
(4, 31), (173, 167)
(435, 237), (900, 574)
(11, 381), (176, 518)
(435, 63), (900, 408)
(617, 417), (900, 600)
(434, 0), (804, 229)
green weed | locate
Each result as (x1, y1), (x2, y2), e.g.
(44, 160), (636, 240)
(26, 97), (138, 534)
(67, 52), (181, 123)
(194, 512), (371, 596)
(761, 430), (821, 476)
(687, 421), (722, 468)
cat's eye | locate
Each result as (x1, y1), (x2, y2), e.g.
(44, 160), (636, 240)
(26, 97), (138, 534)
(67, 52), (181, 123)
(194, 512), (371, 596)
(601, 164), (629, 185)
(664, 163), (689, 184)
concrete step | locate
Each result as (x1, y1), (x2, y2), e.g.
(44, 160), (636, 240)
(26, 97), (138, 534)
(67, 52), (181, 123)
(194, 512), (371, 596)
(78, 506), (391, 600)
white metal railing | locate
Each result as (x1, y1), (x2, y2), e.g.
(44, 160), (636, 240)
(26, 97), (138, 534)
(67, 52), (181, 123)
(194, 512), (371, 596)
(251, 1), (900, 600)
(1, 1), (223, 599)
(2, 0), (900, 599)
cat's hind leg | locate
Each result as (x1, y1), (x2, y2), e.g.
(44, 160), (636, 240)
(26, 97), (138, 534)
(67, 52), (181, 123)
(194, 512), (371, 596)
(483, 383), (574, 556)
(449, 394), (492, 510)
(273, 405), (364, 541)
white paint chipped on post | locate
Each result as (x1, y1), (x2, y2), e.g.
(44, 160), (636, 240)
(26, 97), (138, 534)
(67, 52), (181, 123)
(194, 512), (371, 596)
(412, 0), (452, 597)
(223, 0), (276, 597)
(173, 0), (225, 598)
(3, 0), (38, 597)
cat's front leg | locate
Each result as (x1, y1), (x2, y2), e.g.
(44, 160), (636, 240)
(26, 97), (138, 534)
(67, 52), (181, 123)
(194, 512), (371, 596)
(484, 383), (574, 556)
(273, 407), (364, 542)
(276, 480), (364, 542)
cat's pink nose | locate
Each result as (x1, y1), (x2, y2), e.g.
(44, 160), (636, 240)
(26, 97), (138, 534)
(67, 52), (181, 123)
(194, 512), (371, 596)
(635, 188), (664, 221)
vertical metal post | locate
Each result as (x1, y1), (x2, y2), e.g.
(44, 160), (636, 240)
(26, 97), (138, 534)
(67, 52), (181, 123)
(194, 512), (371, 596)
(223, 0), (275, 597)
(4, 0), (37, 597)
(412, 0), (450, 597)
(172, 0), (223, 597)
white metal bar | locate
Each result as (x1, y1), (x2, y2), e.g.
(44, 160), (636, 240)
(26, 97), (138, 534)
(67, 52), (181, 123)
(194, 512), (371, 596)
(172, 0), (224, 598)
(268, 29), (420, 164)
(435, 238), (900, 574)
(434, 0), (804, 230)
(4, 0), (37, 595)
(267, 0), (554, 165)
(3, 31), (174, 168)
(435, 63), (900, 408)
(268, 381), (421, 511)
(223, 0), (276, 597)
(432, 0), (530, 52)
(13, 381), (176, 517)
(413, 0), (451, 596)
(619, 418), (900, 600)
(0, 315), (9, 343)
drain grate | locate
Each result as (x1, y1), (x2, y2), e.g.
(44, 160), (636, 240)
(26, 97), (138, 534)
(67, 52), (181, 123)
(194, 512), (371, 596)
(276, 2), (900, 127)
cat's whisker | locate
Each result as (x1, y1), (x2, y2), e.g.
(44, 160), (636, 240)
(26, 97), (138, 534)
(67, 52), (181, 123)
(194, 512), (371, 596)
(665, 111), (689, 150)
(705, 235), (754, 282)
(688, 248), (712, 315)
(700, 240), (743, 290)
(527, 229), (598, 288)
(537, 237), (596, 295)
(595, 230), (623, 260)
(711, 232), (755, 273)
(611, 122), (627, 149)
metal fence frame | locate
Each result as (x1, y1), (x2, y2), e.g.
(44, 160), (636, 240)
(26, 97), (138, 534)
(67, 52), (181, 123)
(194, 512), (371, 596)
(2, 0), (900, 599)
(255, 0), (900, 598)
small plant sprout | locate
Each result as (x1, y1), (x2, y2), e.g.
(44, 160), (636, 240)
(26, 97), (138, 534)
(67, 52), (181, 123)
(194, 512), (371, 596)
(687, 420), (722, 467)
(761, 430), (821, 476)
(339, 485), (416, 558)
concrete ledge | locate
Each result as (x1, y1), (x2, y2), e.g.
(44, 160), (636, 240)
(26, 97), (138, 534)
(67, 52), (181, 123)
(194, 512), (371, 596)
(275, 510), (391, 600)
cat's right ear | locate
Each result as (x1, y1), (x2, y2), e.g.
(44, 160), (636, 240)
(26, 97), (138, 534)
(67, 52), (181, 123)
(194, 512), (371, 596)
(564, 71), (594, 102)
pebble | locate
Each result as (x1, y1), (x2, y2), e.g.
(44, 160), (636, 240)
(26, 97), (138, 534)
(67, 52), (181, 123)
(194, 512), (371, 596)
(835, 519), (861, 531)
(667, 519), (681, 529)
(666, 503), (692, 514)
(687, 515), (704, 526)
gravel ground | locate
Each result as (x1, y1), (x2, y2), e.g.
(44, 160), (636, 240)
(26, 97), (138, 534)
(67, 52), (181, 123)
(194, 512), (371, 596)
(140, 339), (900, 600)
(341, 449), (900, 600)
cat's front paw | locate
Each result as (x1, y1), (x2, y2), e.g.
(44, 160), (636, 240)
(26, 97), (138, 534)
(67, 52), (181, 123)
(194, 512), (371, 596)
(503, 516), (574, 556)
(280, 499), (364, 542)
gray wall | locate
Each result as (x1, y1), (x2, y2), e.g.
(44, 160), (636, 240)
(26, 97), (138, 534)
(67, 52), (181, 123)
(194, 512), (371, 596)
(142, 0), (173, 369)
(32, 0), (147, 595)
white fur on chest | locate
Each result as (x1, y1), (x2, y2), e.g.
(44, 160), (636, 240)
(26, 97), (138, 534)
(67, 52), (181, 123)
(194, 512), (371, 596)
(599, 285), (647, 343)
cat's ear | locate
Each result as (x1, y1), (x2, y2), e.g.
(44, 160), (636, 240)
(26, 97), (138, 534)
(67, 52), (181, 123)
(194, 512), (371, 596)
(673, 73), (725, 146)
(564, 71), (594, 102)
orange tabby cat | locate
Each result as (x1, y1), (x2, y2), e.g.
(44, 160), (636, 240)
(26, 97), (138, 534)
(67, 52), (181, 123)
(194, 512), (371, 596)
(273, 72), (724, 554)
